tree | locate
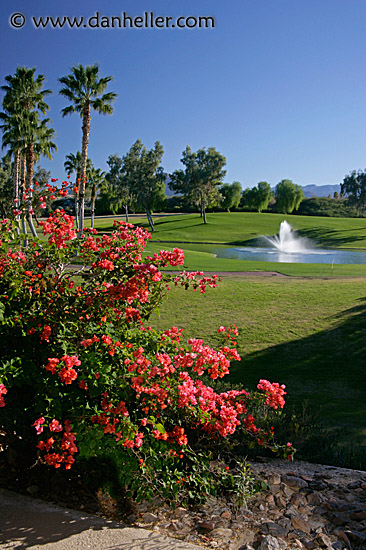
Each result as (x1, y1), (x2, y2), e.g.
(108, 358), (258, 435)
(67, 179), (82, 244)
(255, 181), (272, 212)
(241, 187), (257, 211)
(122, 139), (166, 231)
(274, 179), (304, 214)
(0, 112), (23, 225)
(64, 151), (93, 229)
(0, 155), (13, 217)
(169, 146), (226, 224)
(341, 170), (366, 214)
(220, 181), (242, 212)
(102, 153), (133, 221)
(88, 166), (107, 228)
(242, 181), (272, 212)
(59, 64), (117, 235)
(1, 67), (54, 237)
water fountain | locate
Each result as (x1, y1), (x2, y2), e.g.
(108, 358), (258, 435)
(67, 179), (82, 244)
(212, 221), (366, 264)
(264, 220), (311, 253)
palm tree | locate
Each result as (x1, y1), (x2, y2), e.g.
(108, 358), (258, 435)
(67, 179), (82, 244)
(0, 112), (24, 228)
(59, 64), (117, 236)
(88, 166), (107, 228)
(1, 67), (53, 237)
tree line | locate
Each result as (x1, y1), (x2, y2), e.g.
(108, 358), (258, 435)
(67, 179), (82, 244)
(1, 63), (366, 234)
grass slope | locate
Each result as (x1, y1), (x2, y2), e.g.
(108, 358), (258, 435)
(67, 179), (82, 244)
(92, 212), (366, 248)
(150, 277), (366, 445)
(92, 213), (366, 276)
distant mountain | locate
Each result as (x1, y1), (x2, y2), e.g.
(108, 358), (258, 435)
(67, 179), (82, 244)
(166, 180), (342, 199)
(300, 184), (341, 198)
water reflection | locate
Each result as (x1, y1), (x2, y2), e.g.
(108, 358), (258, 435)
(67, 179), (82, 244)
(214, 246), (366, 264)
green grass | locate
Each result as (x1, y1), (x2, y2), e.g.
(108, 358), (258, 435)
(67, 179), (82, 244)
(149, 277), (366, 446)
(91, 213), (366, 276)
(144, 242), (366, 277)
(92, 212), (366, 248)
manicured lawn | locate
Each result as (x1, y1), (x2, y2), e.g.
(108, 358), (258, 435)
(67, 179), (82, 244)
(91, 213), (366, 276)
(144, 241), (366, 277)
(92, 212), (366, 249)
(149, 276), (366, 445)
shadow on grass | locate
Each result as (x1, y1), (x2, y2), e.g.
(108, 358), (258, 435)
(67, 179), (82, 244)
(230, 297), (366, 445)
(297, 227), (366, 248)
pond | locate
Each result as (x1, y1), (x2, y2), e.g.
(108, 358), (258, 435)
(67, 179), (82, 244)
(212, 221), (366, 264)
(213, 246), (366, 264)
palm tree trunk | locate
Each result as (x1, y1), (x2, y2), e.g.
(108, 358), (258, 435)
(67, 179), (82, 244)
(14, 149), (21, 235)
(78, 103), (91, 237)
(20, 156), (28, 241)
(25, 143), (37, 238)
(74, 169), (81, 230)
(91, 184), (96, 229)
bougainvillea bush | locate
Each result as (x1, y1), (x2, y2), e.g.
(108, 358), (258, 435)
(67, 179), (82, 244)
(0, 180), (293, 504)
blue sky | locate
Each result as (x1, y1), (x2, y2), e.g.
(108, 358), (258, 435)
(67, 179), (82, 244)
(1, 0), (365, 188)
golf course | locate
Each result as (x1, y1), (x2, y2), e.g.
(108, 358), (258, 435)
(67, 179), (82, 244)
(91, 211), (366, 460)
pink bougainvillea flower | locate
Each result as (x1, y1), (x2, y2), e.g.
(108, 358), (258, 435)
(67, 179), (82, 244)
(32, 417), (45, 435)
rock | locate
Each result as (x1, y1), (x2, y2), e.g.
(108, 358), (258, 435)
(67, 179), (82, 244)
(350, 510), (366, 521)
(307, 517), (326, 532)
(268, 474), (282, 486)
(300, 538), (318, 550)
(313, 506), (328, 516)
(259, 535), (281, 550)
(310, 480), (328, 491)
(275, 496), (287, 509)
(293, 538), (306, 549)
(173, 506), (189, 518)
(284, 505), (300, 518)
(343, 529), (366, 545)
(328, 513), (348, 527)
(236, 530), (256, 548)
(315, 532), (332, 547)
(141, 512), (159, 524)
(332, 528), (351, 547)
(261, 521), (289, 537)
(198, 520), (216, 531)
(281, 485), (294, 499)
(282, 475), (309, 490)
(306, 492), (323, 506)
(136, 501), (149, 513)
(291, 515), (311, 533)
(210, 527), (233, 540)
(291, 494), (308, 507)
(185, 534), (198, 543)
(347, 480), (361, 490)
(158, 521), (173, 529)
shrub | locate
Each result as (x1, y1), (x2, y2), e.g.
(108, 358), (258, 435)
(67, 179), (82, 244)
(0, 180), (294, 504)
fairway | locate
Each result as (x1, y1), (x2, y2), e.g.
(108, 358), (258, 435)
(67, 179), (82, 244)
(91, 212), (366, 249)
(150, 276), (366, 446)
(91, 213), (366, 277)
